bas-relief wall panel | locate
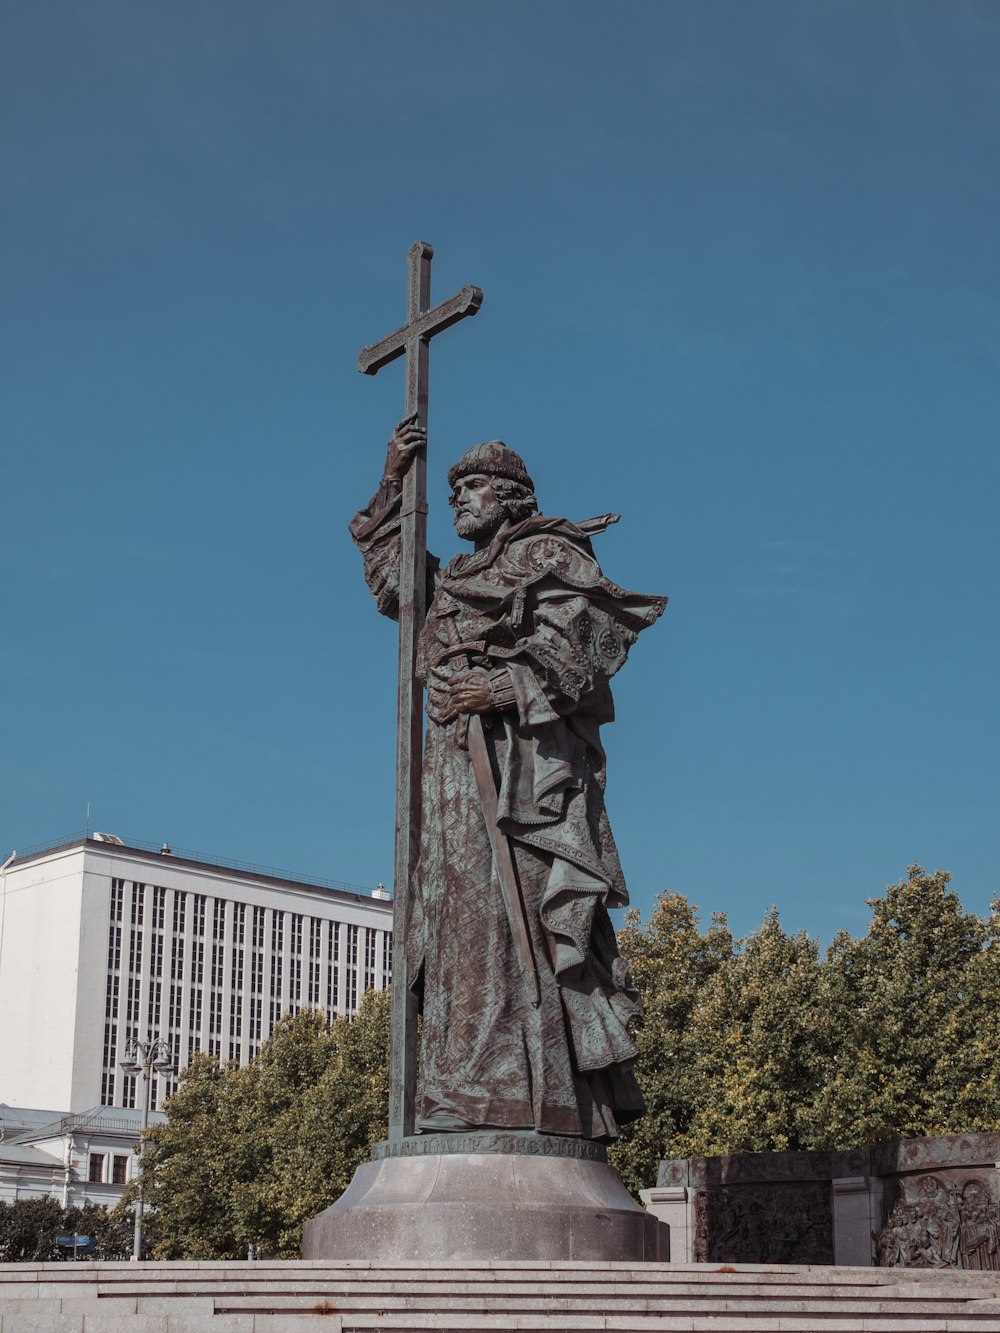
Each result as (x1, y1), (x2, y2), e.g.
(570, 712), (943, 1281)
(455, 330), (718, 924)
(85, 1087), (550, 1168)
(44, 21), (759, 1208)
(876, 1170), (1000, 1271)
(659, 1134), (1000, 1271)
(694, 1181), (834, 1265)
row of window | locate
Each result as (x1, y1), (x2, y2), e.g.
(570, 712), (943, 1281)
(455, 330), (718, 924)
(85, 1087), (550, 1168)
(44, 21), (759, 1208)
(88, 1152), (129, 1184)
(100, 879), (390, 1108)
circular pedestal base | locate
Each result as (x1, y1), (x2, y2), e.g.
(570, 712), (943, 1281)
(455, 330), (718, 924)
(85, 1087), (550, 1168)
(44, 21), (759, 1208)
(301, 1136), (668, 1262)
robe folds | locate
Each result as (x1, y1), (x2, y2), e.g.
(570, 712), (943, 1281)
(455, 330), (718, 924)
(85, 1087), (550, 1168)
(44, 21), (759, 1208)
(351, 478), (666, 1141)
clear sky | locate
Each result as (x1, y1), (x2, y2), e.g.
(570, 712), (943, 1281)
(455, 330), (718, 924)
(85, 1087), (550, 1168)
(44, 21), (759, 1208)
(3, 1), (998, 942)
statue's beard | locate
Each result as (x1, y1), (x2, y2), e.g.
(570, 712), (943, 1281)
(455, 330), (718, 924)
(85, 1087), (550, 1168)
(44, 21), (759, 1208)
(454, 499), (505, 542)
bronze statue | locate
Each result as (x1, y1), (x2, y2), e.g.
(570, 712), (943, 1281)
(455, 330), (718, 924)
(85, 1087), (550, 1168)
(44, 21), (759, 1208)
(303, 243), (672, 1261)
(352, 416), (665, 1140)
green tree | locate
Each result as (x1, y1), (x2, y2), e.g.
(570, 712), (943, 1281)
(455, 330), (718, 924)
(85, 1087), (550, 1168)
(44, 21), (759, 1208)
(113, 867), (1000, 1247)
(611, 892), (733, 1192)
(613, 867), (1000, 1194)
(0, 1198), (127, 1262)
(811, 866), (997, 1145)
(682, 909), (826, 1156)
(226, 1008), (342, 1256)
(943, 895), (1000, 1129)
(80, 1201), (133, 1260)
(132, 987), (391, 1259)
(125, 1051), (243, 1259)
(0, 1197), (65, 1261)
(262, 986), (391, 1253)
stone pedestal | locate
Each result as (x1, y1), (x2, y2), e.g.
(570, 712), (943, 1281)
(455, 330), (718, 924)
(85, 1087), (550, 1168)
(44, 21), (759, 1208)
(302, 1131), (668, 1262)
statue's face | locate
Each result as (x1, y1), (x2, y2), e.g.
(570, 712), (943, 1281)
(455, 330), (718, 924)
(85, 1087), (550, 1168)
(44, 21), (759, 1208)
(451, 473), (505, 542)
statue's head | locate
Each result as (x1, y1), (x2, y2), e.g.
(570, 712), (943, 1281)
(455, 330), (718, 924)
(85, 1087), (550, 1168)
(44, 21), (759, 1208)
(447, 442), (538, 542)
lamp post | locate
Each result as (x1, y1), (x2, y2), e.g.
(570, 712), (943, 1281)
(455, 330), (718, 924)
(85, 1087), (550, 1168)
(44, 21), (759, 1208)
(119, 1036), (175, 1261)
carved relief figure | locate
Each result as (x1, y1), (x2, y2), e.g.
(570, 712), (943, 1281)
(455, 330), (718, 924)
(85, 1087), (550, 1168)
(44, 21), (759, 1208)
(959, 1181), (1000, 1271)
(876, 1173), (1000, 1270)
(694, 1183), (833, 1265)
(352, 419), (666, 1140)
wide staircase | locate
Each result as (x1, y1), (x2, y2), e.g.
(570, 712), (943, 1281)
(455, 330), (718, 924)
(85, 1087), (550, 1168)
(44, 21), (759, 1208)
(2, 1259), (999, 1331)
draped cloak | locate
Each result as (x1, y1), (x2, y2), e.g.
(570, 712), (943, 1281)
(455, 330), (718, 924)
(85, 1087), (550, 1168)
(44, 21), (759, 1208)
(351, 475), (666, 1141)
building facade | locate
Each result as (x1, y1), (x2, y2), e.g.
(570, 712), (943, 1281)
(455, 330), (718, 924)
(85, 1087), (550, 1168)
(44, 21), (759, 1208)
(0, 836), (393, 1115)
(0, 1103), (165, 1208)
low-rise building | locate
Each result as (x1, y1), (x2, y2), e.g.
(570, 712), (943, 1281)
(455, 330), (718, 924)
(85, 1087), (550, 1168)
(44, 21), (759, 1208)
(0, 1103), (164, 1207)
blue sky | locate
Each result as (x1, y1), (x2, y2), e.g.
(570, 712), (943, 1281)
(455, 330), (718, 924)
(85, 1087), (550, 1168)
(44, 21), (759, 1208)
(3, 1), (998, 942)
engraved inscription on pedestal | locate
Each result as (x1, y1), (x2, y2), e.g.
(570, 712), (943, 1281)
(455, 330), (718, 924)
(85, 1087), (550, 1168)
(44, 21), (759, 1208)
(372, 1131), (608, 1163)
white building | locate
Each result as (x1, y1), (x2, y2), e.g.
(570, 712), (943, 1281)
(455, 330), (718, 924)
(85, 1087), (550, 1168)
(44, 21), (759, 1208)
(0, 835), (393, 1116)
(0, 1103), (165, 1208)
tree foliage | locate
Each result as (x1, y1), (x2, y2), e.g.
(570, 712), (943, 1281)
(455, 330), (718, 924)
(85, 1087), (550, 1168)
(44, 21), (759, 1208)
(611, 892), (732, 1190)
(130, 866), (1000, 1248)
(0, 1199), (129, 1262)
(122, 986), (390, 1259)
(611, 866), (1000, 1193)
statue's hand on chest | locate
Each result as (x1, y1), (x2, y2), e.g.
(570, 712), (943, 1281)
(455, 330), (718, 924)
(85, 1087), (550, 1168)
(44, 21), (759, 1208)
(421, 594), (500, 727)
(426, 661), (493, 726)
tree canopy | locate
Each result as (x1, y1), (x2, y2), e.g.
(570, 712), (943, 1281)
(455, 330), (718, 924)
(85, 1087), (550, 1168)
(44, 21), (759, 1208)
(123, 865), (1000, 1253)
(121, 987), (390, 1258)
(0, 1199), (129, 1262)
(611, 866), (1000, 1192)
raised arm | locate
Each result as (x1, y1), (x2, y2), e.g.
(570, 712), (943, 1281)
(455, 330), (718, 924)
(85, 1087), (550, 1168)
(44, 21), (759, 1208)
(349, 416), (433, 621)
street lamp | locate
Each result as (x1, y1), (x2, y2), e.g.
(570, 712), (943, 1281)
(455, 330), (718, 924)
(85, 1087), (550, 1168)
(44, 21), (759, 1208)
(119, 1036), (175, 1261)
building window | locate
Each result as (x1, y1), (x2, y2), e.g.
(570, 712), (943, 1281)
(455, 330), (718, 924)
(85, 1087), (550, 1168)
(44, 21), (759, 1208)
(346, 924), (358, 1013)
(308, 918), (321, 1006)
(88, 1153), (105, 1183)
(327, 922), (340, 1015)
(112, 1155), (128, 1185)
(101, 883), (126, 1107)
(269, 911), (285, 1026)
(364, 927), (377, 992)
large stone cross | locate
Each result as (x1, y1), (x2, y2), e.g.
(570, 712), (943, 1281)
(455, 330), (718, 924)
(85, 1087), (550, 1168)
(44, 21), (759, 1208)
(356, 242), (483, 1139)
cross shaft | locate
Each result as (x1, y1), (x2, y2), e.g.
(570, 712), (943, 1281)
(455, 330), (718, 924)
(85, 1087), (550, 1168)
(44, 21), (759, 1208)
(356, 241), (483, 1140)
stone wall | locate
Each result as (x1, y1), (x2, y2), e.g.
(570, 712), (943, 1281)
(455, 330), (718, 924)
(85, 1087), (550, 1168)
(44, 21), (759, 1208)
(641, 1133), (1000, 1269)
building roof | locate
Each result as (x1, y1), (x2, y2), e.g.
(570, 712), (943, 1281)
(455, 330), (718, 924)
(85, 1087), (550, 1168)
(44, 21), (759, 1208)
(0, 1141), (61, 1167)
(5, 834), (393, 909)
(1, 1103), (165, 1144)
(11, 1106), (166, 1145)
(0, 1104), (65, 1136)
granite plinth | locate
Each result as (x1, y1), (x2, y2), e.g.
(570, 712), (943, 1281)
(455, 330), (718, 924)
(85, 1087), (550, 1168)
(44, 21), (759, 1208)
(301, 1134), (667, 1262)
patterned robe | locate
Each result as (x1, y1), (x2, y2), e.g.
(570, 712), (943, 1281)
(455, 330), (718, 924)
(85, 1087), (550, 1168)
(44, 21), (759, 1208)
(351, 476), (666, 1141)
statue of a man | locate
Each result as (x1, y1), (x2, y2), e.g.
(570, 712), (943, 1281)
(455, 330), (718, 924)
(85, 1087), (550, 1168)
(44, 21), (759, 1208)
(351, 416), (666, 1141)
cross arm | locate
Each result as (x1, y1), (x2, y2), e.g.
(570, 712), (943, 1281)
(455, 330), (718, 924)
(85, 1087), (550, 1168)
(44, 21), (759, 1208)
(357, 285), (484, 376)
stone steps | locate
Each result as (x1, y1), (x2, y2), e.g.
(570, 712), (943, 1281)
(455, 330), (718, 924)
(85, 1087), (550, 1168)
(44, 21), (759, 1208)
(2, 1261), (999, 1331)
